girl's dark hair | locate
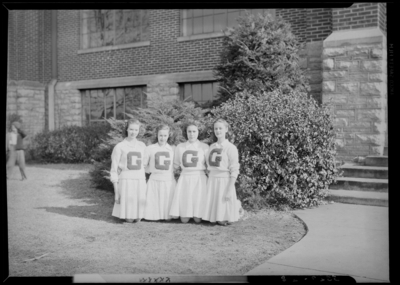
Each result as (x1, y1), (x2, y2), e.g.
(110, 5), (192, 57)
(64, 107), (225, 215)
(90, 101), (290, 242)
(151, 124), (174, 144)
(181, 120), (202, 141)
(210, 118), (234, 143)
(123, 119), (143, 137)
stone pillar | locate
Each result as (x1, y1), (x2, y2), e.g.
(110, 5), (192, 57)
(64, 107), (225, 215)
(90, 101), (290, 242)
(6, 80), (46, 145)
(322, 28), (387, 161)
(54, 88), (82, 128)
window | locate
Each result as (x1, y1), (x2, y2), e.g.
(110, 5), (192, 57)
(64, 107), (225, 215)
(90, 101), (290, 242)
(80, 10), (150, 49)
(81, 86), (147, 125)
(180, 9), (273, 37)
(179, 81), (220, 104)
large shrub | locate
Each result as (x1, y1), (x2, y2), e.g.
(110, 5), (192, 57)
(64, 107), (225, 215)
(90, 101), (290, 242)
(89, 94), (209, 191)
(213, 11), (309, 105)
(209, 89), (338, 210)
(29, 124), (111, 163)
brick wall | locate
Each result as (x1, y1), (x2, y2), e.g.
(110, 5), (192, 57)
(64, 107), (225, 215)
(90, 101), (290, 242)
(378, 3), (387, 34)
(57, 10), (224, 82)
(306, 8), (332, 42)
(332, 3), (384, 31)
(276, 9), (308, 42)
(7, 10), (53, 83)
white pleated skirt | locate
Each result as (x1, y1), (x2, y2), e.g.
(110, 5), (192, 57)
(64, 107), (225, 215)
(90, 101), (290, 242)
(202, 176), (239, 223)
(112, 179), (147, 220)
(169, 173), (208, 219)
(144, 178), (177, 220)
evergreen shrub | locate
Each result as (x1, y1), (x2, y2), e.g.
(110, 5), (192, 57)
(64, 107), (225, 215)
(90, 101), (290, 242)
(210, 89), (338, 209)
(29, 124), (111, 163)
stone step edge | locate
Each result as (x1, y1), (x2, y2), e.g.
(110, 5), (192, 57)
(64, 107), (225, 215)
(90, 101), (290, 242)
(339, 164), (388, 171)
(325, 195), (388, 207)
(336, 177), (388, 183)
(327, 189), (388, 199)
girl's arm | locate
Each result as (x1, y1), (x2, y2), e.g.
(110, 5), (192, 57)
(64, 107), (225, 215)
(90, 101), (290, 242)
(143, 146), (151, 174)
(223, 145), (240, 201)
(110, 145), (122, 203)
(173, 145), (181, 171)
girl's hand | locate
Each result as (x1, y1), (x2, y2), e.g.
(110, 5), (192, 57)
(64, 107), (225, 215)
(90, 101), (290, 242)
(223, 184), (234, 202)
(114, 194), (120, 204)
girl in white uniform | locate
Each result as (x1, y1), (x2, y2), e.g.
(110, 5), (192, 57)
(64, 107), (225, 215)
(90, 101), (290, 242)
(111, 119), (147, 223)
(203, 119), (240, 226)
(170, 121), (209, 223)
(143, 125), (176, 221)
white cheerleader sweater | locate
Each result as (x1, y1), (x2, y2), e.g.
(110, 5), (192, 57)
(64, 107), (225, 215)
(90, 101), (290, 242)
(206, 139), (240, 179)
(173, 140), (209, 174)
(110, 139), (147, 183)
(144, 143), (175, 181)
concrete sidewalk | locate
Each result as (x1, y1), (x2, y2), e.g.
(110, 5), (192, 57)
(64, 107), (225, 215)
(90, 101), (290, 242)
(245, 203), (389, 283)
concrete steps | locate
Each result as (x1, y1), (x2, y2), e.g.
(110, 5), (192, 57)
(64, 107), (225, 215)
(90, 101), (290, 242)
(328, 154), (388, 207)
(326, 190), (388, 207)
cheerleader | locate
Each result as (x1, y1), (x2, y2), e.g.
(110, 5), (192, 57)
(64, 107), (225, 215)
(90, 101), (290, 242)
(111, 119), (147, 223)
(143, 125), (176, 221)
(170, 121), (209, 223)
(203, 119), (240, 226)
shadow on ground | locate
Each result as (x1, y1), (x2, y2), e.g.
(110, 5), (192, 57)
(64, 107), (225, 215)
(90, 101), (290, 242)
(37, 170), (122, 224)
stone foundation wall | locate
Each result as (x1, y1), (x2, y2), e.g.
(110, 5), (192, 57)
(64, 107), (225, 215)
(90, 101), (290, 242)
(146, 81), (180, 103)
(54, 88), (82, 128)
(6, 80), (46, 141)
(322, 28), (387, 161)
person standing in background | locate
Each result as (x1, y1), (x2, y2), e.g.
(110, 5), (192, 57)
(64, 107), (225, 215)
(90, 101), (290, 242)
(6, 121), (28, 181)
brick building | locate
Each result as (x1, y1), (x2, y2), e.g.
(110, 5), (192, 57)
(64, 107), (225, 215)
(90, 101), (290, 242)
(7, 4), (388, 161)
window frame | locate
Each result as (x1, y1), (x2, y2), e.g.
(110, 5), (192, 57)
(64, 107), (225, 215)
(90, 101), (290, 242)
(179, 81), (220, 104)
(179, 9), (274, 39)
(79, 10), (151, 53)
(81, 85), (147, 126)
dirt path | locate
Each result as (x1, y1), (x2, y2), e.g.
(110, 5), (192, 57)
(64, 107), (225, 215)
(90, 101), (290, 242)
(7, 163), (306, 276)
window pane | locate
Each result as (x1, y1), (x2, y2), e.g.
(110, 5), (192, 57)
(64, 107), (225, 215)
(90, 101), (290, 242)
(185, 9), (193, 18)
(193, 17), (203, 34)
(104, 30), (114, 46)
(89, 32), (103, 48)
(104, 89), (114, 119)
(193, 9), (202, 17)
(115, 88), (125, 119)
(228, 11), (240, 27)
(115, 29), (125, 45)
(87, 17), (99, 33)
(202, 83), (213, 102)
(125, 87), (143, 112)
(82, 10), (95, 19)
(81, 33), (90, 49)
(124, 10), (134, 27)
(183, 84), (192, 101)
(132, 10), (141, 28)
(212, 82), (220, 99)
(203, 9), (213, 16)
(192, 84), (202, 102)
(141, 10), (150, 41)
(115, 10), (124, 30)
(90, 90), (105, 120)
(82, 91), (90, 126)
(183, 18), (193, 36)
(125, 26), (141, 44)
(214, 9), (227, 14)
(203, 15), (213, 33)
(214, 13), (227, 32)
(104, 10), (114, 31)
(142, 87), (147, 108)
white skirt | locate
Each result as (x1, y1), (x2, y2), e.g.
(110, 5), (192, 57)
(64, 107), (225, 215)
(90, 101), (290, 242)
(202, 176), (239, 223)
(144, 179), (176, 220)
(112, 179), (147, 220)
(169, 173), (208, 219)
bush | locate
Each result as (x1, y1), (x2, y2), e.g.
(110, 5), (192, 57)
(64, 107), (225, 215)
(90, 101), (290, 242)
(213, 11), (309, 105)
(89, 94), (209, 191)
(209, 89), (338, 210)
(29, 124), (111, 163)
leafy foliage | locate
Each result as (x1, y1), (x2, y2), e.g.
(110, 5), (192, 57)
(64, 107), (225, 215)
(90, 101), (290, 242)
(29, 124), (111, 163)
(209, 89), (338, 210)
(213, 11), (310, 105)
(89, 94), (209, 191)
